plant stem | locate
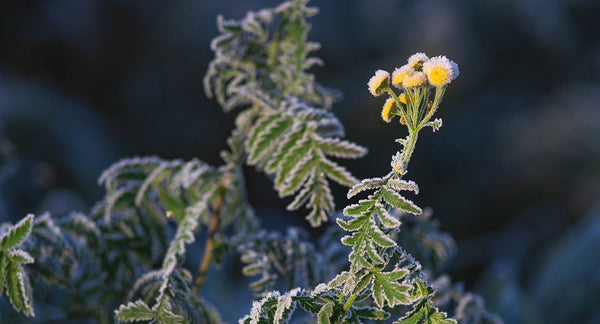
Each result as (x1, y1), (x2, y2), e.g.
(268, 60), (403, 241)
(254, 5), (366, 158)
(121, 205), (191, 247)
(194, 192), (224, 293)
(343, 294), (357, 312)
(386, 88), (410, 124)
(401, 129), (419, 169)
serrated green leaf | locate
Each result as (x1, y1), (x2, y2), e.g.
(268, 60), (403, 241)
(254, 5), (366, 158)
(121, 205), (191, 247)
(328, 271), (349, 289)
(249, 276), (277, 291)
(280, 150), (315, 196)
(156, 307), (185, 324)
(155, 186), (185, 221)
(134, 165), (168, 206)
(8, 250), (34, 264)
(386, 179), (419, 194)
(381, 189), (422, 215)
(381, 268), (409, 281)
(314, 136), (367, 159)
(340, 233), (359, 246)
(6, 260), (34, 317)
(248, 116), (294, 165)
(337, 214), (369, 231)
(286, 177), (314, 210)
(115, 300), (155, 322)
(347, 178), (384, 199)
(374, 202), (401, 229)
(427, 306), (456, 324)
(305, 172), (334, 227)
(265, 122), (305, 173)
(372, 272), (412, 308)
(318, 302), (334, 324)
(247, 113), (281, 154)
(343, 200), (373, 216)
(394, 305), (425, 324)
(352, 306), (389, 320)
(318, 156), (357, 187)
(275, 137), (311, 189)
(306, 206), (329, 228)
(372, 278), (385, 308)
(1, 214), (34, 250)
(364, 241), (385, 264)
(351, 272), (373, 295)
(369, 222), (396, 247)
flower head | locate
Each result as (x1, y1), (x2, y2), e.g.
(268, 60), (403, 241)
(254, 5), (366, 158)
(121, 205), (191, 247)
(381, 97), (396, 123)
(399, 93), (407, 104)
(402, 71), (427, 88)
(392, 65), (414, 86)
(423, 56), (459, 86)
(407, 52), (429, 70)
(450, 60), (460, 79)
(367, 70), (390, 96)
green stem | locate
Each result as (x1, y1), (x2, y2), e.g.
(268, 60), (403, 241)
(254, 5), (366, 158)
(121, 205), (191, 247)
(417, 86), (446, 129)
(386, 88), (410, 124)
(343, 294), (357, 311)
(401, 129), (419, 169)
(193, 188), (224, 293)
(417, 85), (429, 123)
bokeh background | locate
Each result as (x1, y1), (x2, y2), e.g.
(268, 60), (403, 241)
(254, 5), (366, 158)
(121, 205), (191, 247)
(1, 0), (600, 323)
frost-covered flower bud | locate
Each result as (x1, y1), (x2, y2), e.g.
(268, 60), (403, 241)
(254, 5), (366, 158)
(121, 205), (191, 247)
(399, 93), (407, 104)
(402, 71), (427, 88)
(407, 52), (429, 71)
(367, 70), (390, 96)
(381, 97), (397, 123)
(392, 65), (414, 87)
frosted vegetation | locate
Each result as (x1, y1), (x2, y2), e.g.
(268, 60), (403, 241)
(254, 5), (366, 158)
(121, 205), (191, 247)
(0, 0), (501, 323)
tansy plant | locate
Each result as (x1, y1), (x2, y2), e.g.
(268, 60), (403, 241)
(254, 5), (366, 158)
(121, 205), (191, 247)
(0, 0), (501, 323)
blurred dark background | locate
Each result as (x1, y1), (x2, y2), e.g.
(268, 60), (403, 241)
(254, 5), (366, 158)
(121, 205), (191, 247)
(1, 0), (600, 323)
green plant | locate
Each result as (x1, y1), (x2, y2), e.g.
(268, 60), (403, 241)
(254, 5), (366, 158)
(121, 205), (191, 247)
(0, 0), (501, 323)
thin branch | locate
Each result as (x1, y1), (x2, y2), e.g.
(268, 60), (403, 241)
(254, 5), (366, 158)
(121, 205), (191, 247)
(194, 191), (223, 293)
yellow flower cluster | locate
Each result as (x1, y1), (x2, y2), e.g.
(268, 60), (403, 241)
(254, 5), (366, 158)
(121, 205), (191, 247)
(370, 53), (459, 92)
(368, 52), (459, 123)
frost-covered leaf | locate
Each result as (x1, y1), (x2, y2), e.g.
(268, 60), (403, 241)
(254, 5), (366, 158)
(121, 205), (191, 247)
(115, 300), (155, 322)
(347, 178), (384, 199)
(394, 304), (425, 324)
(317, 301), (334, 324)
(369, 222), (396, 248)
(381, 189), (422, 215)
(352, 306), (389, 320)
(205, 0), (364, 228)
(428, 307), (456, 324)
(8, 250), (34, 264)
(374, 202), (401, 229)
(5, 259), (34, 317)
(386, 179), (419, 195)
(315, 136), (367, 159)
(319, 155), (358, 186)
(0, 214), (34, 250)
(274, 288), (301, 324)
(372, 270), (411, 308)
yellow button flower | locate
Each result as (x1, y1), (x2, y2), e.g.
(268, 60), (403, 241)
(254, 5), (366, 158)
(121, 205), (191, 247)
(402, 71), (427, 88)
(381, 97), (396, 123)
(407, 52), (429, 70)
(367, 70), (390, 96)
(423, 56), (459, 86)
(399, 93), (407, 104)
(392, 65), (414, 86)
